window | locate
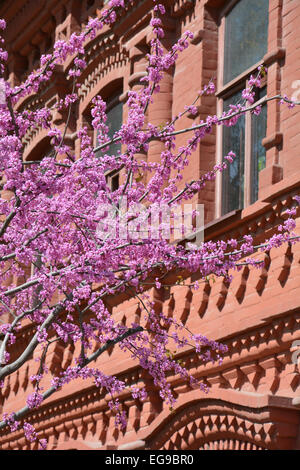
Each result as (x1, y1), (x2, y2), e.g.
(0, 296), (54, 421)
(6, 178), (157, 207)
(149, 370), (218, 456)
(95, 90), (123, 191)
(223, 0), (269, 85)
(217, 0), (269, 216)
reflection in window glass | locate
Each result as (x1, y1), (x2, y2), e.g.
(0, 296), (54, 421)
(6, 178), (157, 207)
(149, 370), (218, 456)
(106, 100), (123, 156)
(251, 87), (267, 204)
(96, 94), (123, 158)
(222, 90), (245, 215)
(224, 0), (269, 84)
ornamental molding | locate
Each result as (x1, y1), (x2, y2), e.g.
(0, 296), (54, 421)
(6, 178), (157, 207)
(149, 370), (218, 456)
(1, 305), (300, 449)
(146, 399), (275, 450)
(78, 35), (129, 108)
(171, 0), (195, 18)
(205, 190), (300, 244)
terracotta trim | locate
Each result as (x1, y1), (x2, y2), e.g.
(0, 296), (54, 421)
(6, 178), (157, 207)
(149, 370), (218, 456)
(219, 0), (240, 17)
(190, 29), (205, 45)
(263, 47), (286, 66)
(261, 171), (300, 202)
(118, 440), (146, 450)
(119, 90), (129, 103)
(171, 0), (194, 17)
(186, 104), (201, 119)
(128, 71), (148, 88)
(262, 131), (283, 150)
(117, 389), (300, 448)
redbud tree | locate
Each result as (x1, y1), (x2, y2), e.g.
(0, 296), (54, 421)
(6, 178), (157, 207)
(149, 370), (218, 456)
(0, 0), (299, 449)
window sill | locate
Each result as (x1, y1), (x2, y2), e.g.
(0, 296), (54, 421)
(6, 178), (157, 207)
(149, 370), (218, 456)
(174, 209), (242, 246)
(215, 60), (263, 98)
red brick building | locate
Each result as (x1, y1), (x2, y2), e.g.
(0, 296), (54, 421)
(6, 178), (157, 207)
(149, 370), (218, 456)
(0, 0), (300, 450)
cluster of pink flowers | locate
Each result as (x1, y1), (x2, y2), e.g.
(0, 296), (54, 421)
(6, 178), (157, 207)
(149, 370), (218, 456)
(2, 412), (19, 432)
(26, 392), (44, 410)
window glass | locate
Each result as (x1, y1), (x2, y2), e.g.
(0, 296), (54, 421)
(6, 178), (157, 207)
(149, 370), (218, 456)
(95, 93), (123, 158)
(250, 87), (267, 203)
(224, 0), (269, 84)
(106, 100), (123, 156)
(222, 90), (245, 215)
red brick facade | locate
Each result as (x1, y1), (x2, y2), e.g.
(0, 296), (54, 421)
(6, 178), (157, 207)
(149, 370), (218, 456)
(0, 0), (300, 450)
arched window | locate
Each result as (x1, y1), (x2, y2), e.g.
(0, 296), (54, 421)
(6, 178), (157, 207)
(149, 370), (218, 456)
(217, 0), (269, 216)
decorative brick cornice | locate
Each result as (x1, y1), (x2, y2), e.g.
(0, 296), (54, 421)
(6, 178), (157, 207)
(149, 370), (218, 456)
(1, 302), (299, 449)
(77, 36), (129, 106)
(147, 400), (276, 450)
(171, 0), (195, 17)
